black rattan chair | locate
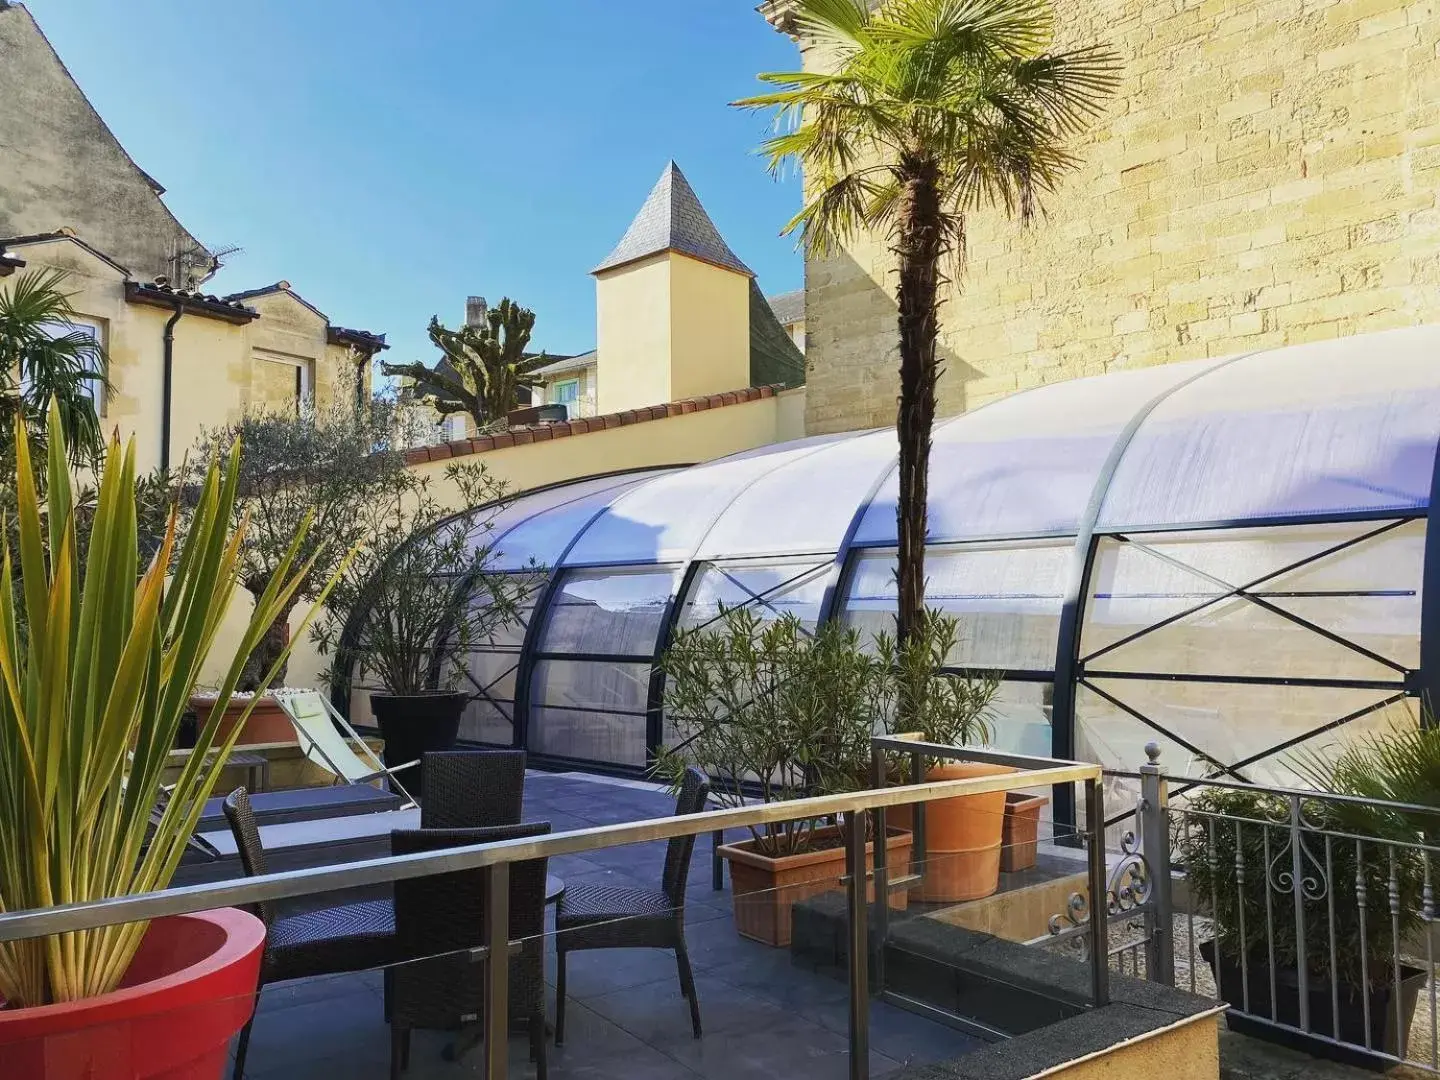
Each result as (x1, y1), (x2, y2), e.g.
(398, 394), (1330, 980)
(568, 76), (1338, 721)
(420, 750), (527, 829)
(554, 767), (711, 1045)
(223, 788), (398, 1080)
(389, 822), (551, 1080)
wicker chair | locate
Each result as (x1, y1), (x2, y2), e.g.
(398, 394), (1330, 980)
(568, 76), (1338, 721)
(222, 788), (398, 1080)
(419, 750), (527, 829)
(554, 767), (711, 1045)
(389, 822), (551, 1080)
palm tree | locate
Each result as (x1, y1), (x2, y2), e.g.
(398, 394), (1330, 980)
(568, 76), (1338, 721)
(383, 298), (553, 435)
(0, 268), (109, 463)
(738, 0), (1118, 644)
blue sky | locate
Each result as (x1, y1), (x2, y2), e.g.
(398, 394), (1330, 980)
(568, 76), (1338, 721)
(29, 0), (804, 362)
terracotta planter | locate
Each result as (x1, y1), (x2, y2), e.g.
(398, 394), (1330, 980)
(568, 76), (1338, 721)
(188, 693), (294, 748)
(910, 761), (1013, 903)
(719, 825), (913, 947)
(1000, 792), (1050, 874)
(0, 908), (265, 1080)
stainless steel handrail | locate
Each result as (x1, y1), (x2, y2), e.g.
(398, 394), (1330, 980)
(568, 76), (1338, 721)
(0, 761), (1098, 942)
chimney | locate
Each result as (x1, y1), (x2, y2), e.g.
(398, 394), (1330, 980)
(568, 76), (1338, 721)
(465, 296), (488, 327)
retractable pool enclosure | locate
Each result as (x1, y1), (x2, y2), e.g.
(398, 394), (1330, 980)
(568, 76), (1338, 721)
(341, 325), (1440, 828)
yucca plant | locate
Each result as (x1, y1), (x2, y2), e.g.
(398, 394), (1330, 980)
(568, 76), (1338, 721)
(0, 402), (342, 1008)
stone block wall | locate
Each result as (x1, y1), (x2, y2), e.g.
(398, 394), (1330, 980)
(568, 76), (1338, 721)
(799, 0), (1440, 434)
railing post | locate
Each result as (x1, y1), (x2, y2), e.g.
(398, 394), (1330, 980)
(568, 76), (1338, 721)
(870, 744), (888, 994)
(483, 862), (510, 1080)
(1085, 777), (1110, 1007)
(1139, 742), (1174, 985)
(845, 808), (870, 1080)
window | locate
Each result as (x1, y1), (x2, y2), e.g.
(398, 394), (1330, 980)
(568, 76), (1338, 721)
(256, 352), (314, 414)
(551, 379), (580, 411)
(31, 319), (104, 413)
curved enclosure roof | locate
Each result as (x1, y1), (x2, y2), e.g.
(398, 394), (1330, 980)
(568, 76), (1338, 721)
(394, 325), (1440, 786)
(481, 325), (1440, 565)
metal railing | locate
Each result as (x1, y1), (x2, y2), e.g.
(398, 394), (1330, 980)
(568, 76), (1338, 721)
(1047, 744), (1440, 1073)
(0, 738), (1106, 1080)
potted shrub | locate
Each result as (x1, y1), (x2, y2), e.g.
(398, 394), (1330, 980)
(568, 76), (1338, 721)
(658, 609), (913, 947)
(185, 687), (296, 747)
(1180, 783), (1427, 1067)
(876, 613), (1004, 902)
(314, 460), (535, 798)
(0, 405), (331, 1078)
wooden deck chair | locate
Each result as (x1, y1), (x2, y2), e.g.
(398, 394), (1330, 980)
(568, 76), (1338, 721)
(273, 691), (418, 810)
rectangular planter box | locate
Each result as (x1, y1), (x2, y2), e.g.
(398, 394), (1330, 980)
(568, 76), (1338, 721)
(1200, 938), (1426, 1070)
(719, 825), (912, 948)
(1000, 792), (1049, 873)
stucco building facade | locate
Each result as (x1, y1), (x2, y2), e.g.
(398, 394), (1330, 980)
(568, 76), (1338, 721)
(764, 0), (1440, 434)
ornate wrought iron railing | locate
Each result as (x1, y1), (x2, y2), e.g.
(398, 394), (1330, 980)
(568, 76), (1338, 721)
(1047, 744), (1440, 1073)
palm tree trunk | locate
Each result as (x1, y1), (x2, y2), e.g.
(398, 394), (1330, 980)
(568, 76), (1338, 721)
(893, 158), (944, 649)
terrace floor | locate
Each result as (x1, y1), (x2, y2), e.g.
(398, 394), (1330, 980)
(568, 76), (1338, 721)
(236, 771), (982, 1079)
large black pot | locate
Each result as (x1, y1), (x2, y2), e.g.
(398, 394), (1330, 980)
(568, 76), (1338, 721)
(369, 691), (466, 799)
(1200, 938), (1426, 1070)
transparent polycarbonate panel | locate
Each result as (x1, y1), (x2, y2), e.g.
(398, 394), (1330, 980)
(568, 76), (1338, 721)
(854, 360), (1216, 545)
(562, 433), (853, 566)
(1099, 326), (1440, 529)
(841, 541), (1071, 670)
(694, 428), (896, 559)
(983, 681), (1054, 759)
(487, 470), (676, 571)
(528, 658), (650, 765)
(1082, 522), (1422, 677)
(1076, 679), (1413, 785)
(537, 566), (682, 657)
(676, 559), (832, 632)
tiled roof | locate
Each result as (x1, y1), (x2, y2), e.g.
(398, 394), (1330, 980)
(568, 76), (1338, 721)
(535, 350), (597, 377)
(593, 162), (752, 277)
(1, 229), (131, 276)
(403, 384), (782, 465)
(766, 289), (804, 327)
(124, 280), (259, 323)
(328, 325), (388, 351)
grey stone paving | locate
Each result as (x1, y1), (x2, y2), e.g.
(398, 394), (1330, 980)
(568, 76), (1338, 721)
(236, 771), (981, 1079)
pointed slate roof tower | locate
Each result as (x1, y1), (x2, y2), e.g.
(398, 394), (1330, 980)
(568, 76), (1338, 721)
(593, 162), (753, 277)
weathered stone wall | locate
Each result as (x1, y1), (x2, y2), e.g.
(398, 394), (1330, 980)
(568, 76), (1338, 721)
(798, 0), (1440, 434)
(0, 4), (213, 284)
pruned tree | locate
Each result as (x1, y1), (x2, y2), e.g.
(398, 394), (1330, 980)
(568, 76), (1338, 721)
(382, 298), (553, 433)
(187, 402), (412, 690)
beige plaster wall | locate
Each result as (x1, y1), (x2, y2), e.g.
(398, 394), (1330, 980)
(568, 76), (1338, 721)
(795, 0), (1440, 434)
(1034, 1013), (1220, 1080)
(595, 254), (672, 413)
(668, 253), (752, 401)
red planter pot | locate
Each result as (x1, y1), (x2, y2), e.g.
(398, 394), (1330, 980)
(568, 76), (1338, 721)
(0, 908), (265, 1080)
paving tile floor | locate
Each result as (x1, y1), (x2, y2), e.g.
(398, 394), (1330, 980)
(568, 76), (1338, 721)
(236, 771), (982, 1079)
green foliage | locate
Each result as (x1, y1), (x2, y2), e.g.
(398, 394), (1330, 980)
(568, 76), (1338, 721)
(656, 606), (997, 857)
(0, 403), (333, 1007)
(737, 0), (1118, 647)
(383, 299), (554, 433)
(1294, 723), (1440, 848)
(0, 268), (109, 465)
(737, 0), (1122, 257)
(185, 401), (411, 689)
(312, 461), (540, 697)
(1177, 785), (1424, 988)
